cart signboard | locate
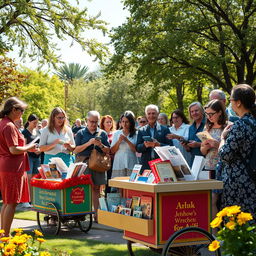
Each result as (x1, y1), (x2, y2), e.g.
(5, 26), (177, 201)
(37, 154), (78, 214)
(158, 190), (211, 244)
(33, 184), (92, 216)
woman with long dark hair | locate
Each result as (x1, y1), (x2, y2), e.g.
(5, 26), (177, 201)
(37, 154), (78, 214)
(111, 111), (138, 178)
(39, 107), (75, 166)
(200, 99), (228, 233)
(219, 84), (256, 218)
(22, 114), (41, 207)
(0, 97), (38, 236)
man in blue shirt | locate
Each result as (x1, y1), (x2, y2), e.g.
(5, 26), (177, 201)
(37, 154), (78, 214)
(136, 104), (172, 170)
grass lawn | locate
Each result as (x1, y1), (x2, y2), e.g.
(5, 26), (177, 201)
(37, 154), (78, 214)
(41, 237), (159, 256)
(14, 210), (37, 221)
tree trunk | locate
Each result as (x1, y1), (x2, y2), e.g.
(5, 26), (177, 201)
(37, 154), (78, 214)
(176, 83), (184, 111)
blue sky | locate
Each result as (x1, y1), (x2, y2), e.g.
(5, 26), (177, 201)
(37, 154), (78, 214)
(7, 0), (128, 71)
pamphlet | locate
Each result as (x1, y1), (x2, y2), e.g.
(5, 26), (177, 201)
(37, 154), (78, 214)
(196, 130), (213, 142)
(191, 155), (206, 180)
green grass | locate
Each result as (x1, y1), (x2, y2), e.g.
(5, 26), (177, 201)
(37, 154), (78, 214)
(40, 237), (159, 256)
(14, 210), (37, 221)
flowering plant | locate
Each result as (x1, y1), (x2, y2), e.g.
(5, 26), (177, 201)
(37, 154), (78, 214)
(0, 228), (51, 256)
(209, 205), (256, 256)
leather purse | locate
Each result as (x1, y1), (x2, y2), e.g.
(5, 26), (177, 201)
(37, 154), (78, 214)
(89, 147), (111, 172)
(88, 130), (111, 172)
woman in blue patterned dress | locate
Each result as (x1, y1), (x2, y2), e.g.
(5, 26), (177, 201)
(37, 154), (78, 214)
(218, 84), (256, 217)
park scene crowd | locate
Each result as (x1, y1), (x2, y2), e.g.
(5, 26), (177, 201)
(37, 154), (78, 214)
(0, 83), (255, 241)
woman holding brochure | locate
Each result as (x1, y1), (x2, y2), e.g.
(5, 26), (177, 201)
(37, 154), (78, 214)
(200, 99), (228, 234)
(0, 97), (38, 236)
(39, 107), (75, 167)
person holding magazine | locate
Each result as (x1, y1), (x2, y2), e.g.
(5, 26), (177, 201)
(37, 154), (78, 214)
(136, 104), (172, 171)
(0, 97), (39, 236)
(111, 111), (138, 178)
(74, 111), (110, 223)
(39, 107), (75, 167)
(200, 99), (228, 234)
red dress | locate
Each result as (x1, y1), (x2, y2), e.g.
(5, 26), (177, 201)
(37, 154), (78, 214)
(0, 116), (30, 203)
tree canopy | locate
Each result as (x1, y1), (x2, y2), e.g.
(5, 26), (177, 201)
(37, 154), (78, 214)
(0, 56), (26, 101)
(108, 0), (256, 93)
(0, 0), (108, 65)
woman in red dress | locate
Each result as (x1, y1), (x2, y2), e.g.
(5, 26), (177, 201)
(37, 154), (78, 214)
(0, 97), (38, 236)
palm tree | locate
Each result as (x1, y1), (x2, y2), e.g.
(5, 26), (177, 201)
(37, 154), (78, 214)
(56, 63), (89, 111)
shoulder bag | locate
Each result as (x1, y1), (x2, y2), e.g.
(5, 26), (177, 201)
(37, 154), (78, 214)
(88, 130), (111, 172)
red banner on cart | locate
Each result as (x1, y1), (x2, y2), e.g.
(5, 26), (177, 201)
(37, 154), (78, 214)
(159, 190), (211, 244)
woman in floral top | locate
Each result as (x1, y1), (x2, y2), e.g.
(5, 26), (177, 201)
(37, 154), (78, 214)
(219, 84), (256, 218)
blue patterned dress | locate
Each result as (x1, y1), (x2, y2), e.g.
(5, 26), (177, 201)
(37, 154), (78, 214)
(218, 113), (256, 217)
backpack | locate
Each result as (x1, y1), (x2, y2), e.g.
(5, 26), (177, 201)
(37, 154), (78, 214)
(242, 119), (256, 183)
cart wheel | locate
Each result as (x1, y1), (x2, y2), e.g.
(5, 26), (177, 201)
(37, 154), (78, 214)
(161, 227), (221, 256)
(77, 214), (93, 233)
(36, 203), (61, 236)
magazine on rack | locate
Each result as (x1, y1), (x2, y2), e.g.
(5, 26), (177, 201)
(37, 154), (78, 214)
(154, 146), (193, 180)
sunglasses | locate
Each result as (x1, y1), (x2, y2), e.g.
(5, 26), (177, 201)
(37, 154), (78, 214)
(139, 120), (147, 123)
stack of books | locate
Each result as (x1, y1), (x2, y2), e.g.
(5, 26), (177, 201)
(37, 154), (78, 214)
(99, 193), (153, 219)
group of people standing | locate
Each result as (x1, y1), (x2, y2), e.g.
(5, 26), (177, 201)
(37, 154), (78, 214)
(0, 83), (256, 236)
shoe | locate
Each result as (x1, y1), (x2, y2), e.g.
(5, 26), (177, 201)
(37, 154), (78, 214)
(21, 202), (32, 208)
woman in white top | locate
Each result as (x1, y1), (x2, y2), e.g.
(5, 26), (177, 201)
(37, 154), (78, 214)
(167, 109), (191, 164)
(111, 111), (138, 178)
(39, 107), (75, 167)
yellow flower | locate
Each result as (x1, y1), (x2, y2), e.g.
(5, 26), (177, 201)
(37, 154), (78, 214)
(0, 236), (11, 243)
(17, 243), (27, 253)
(40, 251), (51, 256)
(13, 228), (24, 235)
(0, 243), (4, 249)
(208, 240), (220, 251)
(226, 205), (241, 216)
(37, 238), (46, 243)
(210, 216), (222, 228)
(0, 229), (5, 234)
(237, 212), (253, 225)
(24, 254), (32, 256)
(226, 221), (236, 230)
(34, 229), (44, 237)
(4, 243), (16, 255)
(216, 207), (229, 218)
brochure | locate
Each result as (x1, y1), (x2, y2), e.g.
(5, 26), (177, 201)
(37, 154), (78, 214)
(190, 155), (206, 180)
(129, 164), (142, 182)
(196, 130), (213, 142)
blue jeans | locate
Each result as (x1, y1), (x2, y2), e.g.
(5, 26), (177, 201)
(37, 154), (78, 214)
(28, 157), (40, 174)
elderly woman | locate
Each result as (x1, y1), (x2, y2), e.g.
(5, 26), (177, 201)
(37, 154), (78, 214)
(219, 84), (256, 218)
(167, 109), (191, 164)
(182, 102), (205, 167)
(0, 97), (38, 236)
(39, 107), (75, 166)
(157, 112), (169, 127)
(74, 111), (110, 222)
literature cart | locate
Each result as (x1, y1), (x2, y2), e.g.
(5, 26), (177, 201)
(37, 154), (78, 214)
(31, 174), (94, 236)
(98, 177), (223, 256)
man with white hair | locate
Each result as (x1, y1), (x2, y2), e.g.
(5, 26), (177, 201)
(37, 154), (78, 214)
(136, 104), (172, 170)
(72, 118), (84, 136)
(209, 89), (239, 122)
